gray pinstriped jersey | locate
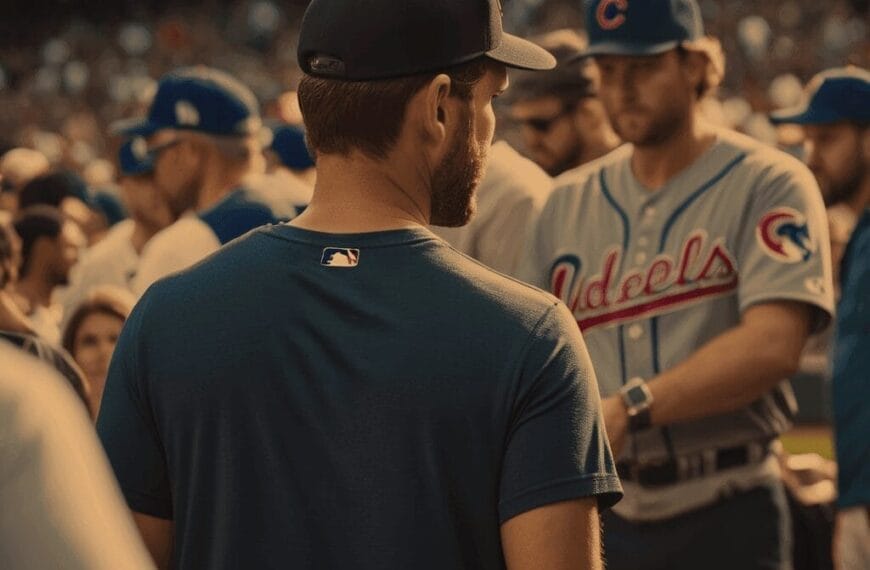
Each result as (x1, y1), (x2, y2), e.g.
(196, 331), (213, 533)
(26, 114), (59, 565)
(519, 128), (835, 465)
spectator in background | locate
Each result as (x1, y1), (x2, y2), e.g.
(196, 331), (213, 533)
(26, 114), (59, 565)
(507, 28), (620, 177)
(772, 66), (870, 282)
(111, 67), (285, 296)
(0, 148), (50, 215)
(771, 66), (870, 570)
(267, 122), (317, 189)
(62, 286), (134, 417)
(12, 206), (84, 344)
(18, 171), (107, 245)
(0, 217), (34, 335)
(0, 341), (154, 569)
(245, 122), (316, 219)
(59, 139), (175, 322)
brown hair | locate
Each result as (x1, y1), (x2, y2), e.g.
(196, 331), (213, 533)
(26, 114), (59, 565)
(678, 37), (726, 99)
(62, 286), (135, 355)
(298, 58), (489, 160)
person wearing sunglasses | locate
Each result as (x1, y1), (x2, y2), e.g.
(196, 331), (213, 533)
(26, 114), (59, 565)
(508, 29), (620, 177)
(110, 67), (285, 297)
(58, 139), (175, 327)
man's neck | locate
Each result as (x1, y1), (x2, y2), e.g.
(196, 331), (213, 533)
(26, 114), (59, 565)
(630, 115), (716, 191)
(291, 152), (429, 234)
(15, 274), (54, 311)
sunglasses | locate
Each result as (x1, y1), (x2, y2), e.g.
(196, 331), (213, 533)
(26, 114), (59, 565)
(512, 102), (579, 133)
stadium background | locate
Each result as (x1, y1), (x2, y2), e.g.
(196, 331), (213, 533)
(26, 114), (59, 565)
(1, 0), (867, 458)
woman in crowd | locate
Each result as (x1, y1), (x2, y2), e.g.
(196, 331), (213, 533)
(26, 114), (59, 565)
(62, 285), (134, 417)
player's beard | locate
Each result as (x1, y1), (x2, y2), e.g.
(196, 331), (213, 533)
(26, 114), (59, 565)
(429, 107), (486, 228)
(163, 176), (201, 219)
(611, 98), (690, 148)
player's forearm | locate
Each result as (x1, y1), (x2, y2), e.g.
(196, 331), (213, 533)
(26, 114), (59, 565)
(646, 306), (810, 426)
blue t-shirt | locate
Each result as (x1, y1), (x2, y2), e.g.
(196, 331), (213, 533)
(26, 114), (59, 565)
(832, 208), (870, 508)
(97, 225), (622, 570)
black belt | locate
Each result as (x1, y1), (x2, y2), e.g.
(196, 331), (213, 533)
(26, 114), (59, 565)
(616, 442), (772, 488)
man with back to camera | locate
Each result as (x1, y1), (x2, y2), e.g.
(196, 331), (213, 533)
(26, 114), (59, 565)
(508, 28), (620, 177)
(97, 1), (623, 569)
(770, 66), (870, 570)
(110, 66), (287, 296)
(518, 1), (835, 568)
(433, 28), (621, 277)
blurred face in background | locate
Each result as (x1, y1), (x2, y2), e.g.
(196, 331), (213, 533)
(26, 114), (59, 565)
(595, 50), (696, 147)
(72, 310), (124, 415)
(120, 173), (176, 232)
(51, 220), (85, 286)
(149, 131), (202, 218)
(511, 95), (582, 176)
(803, 123), (867, 207)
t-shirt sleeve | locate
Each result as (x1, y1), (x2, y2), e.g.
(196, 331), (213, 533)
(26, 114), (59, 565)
(498, 302), (622, 523)
(96, 291), (173, 519)
(736, 161), (835, 332)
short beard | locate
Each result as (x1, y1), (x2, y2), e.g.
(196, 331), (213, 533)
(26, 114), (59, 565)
(165, 177), (200, 219)
(613, 99), (690, 148)
(429, 108), (485, 228)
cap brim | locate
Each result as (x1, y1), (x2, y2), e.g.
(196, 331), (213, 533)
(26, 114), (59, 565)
(487, 33), (557, 71)
(109, 117), (160, 137)
(582, 40), (681, 57)
(769, 104), (846, 125)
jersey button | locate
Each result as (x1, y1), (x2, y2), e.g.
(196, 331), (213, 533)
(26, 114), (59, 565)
(628, 324), (644, 340)
(643, 206), (657, 218)
(634, 252), (647, 265)
(637, 236), (649, 247)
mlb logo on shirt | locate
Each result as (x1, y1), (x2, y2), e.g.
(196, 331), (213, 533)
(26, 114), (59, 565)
(321, 248), (360, 267)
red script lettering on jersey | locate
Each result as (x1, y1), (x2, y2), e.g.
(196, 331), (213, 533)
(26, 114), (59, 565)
(549, 230), (738, 331)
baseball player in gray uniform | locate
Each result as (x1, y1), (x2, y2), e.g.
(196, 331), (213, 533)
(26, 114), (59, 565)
(519, 1), (835, 568)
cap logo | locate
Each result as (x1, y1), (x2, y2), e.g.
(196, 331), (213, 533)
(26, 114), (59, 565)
(175, 100), (200, 127)
(308, 55), (346, 78)
(756, 207), (816, 263)
(597, 0), (628, 31)
(321, 247), (360, 267)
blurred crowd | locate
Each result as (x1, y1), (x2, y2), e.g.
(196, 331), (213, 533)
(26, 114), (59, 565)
(0, 0), (867, 175)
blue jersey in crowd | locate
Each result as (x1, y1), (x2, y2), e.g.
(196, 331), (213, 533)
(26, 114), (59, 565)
(97, 224), (622, 570)
(832, 207), (870, 509)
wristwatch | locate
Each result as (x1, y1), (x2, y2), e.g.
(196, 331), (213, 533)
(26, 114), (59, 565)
(619, 377), (654, 432)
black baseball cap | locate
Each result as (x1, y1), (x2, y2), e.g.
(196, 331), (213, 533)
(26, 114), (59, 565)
(297, 0), (556, 81)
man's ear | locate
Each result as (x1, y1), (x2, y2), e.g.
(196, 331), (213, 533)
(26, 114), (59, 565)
(681, 50), (706, 96)
(415, 74), (452, 145)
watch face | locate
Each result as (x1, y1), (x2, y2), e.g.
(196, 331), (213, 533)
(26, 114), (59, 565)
(624, 384), (649, 408)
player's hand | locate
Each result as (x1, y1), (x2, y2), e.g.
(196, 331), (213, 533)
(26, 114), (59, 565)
(601, 396), (628, 457)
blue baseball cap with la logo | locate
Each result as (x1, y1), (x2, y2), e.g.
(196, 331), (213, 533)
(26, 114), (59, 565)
(111, 66), (263, 138)
(583, 0), (704, 57)
(770, 67), (870, 125)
